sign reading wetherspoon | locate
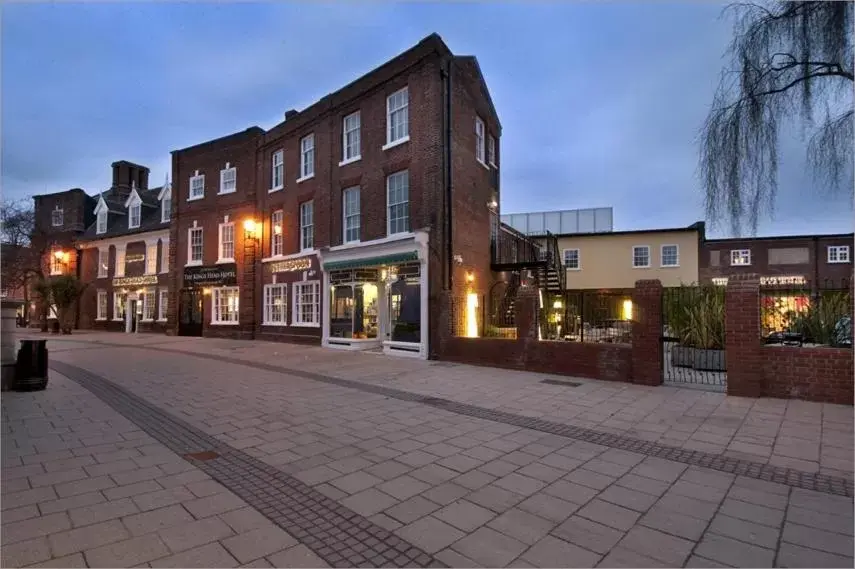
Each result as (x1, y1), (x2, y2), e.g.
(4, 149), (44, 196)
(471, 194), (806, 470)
(113, 275), (158, 287)
(125, 254), (145, 263)
(269, 258), (312, 273)
(712, 275), (806, 286)
(184, 263), (237, 286)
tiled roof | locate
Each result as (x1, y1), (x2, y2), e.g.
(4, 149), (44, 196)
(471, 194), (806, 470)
(79, 186), (167, 242)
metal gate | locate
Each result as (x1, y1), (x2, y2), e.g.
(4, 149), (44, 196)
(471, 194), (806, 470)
(661, 286), (726, 391)
(178, 288), (203, 337)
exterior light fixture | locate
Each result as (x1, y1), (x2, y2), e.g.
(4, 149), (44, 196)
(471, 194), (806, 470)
(466, 272), (475, 283)
(53, 250), (66, 261)
(203, 288), (212, 296)
(553, 300), (563, 309)
(622, 299), (633, 321)
(465, 292), (479, 338)
(243, 219), (260, 239)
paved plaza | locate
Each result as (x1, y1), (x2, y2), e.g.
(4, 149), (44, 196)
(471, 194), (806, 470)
(2, 333), (853, 567)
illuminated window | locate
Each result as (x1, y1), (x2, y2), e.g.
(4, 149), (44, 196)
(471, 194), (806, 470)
(271, 210), (284, 256)
(96, 291), (108, 320)
(98, 249), (109, 278)
(51, 207), (63, 227)
(188, 227), (203, 265)
(141, 290), (156, 321)
(145, 243), (158, 275)
(113, 292), (126, 321)
(263, 284), (287, 325)
(212, 287), (239, 324)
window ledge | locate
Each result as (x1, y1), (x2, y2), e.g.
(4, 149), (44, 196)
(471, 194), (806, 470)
(95, 318), (107, 322)
(291, 322), (320, 328)
(382, 136), (410, 151)
(97, 274), (108, 279)
(217, 189), (237, 195)
(566, 267), (581, 271)
(112, 318), (124, 322)
(211, 321), (240, 326)
(828, 260), (851, 264)
(660, 264), (681, 268)
(141, 318), (154, 323)
(269, 185), (284, 193)
(489, 161), (497, 168)
(185, 261), (203, 267)
(216, 258), (235, 265)
(477, 159), (490, 171)
(339, 156), (362, 167)
(187, 195), (204, 202)
(262, 321), (288, 327)
(156, 319), (167, 323)
(296, 174), (315, 184)
(632, 265), (651, 269)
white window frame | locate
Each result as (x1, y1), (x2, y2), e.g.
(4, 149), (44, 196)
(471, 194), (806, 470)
(660, 244), (680, 267)
(157, 289), (168, 322)
(730, 249), (752, 266)
(341, 111), (361, 165)
(563, 249), (580, 270)
(115, 248), (126, 277)
(271, 150), (284, 191)
(97, 249), (109, 278)
(187, 227), (203, 266)
(96, 290), (108, 321)
(632, 245), (651, 268)
(113, 292), (126, 321)
(161, 187), (171, 223)
(828, 245), (850, 264)
(218, 222), (235, 263)
(145, 243), (158, 275)
(51, 208), (63, 227)
(189, 172), (205, 201)
(96, 211), (107, 235)
(475, 117), (486, 165)
(300, 201), (314, 251)
(298, 134), (315, 181)
(384, 87), (409, 149)
(263, 283), (287, 325)
(141, 290), (156, 322)
(129, 202), (141, 229)
(343, 187), (361, 244)
(160, 240), (169, 274)
(271, 210), (284, 257)
(292, 281), (320, 327)
(219, 163), (237, 194)
(211, 286), (240, 325)
(387, 170), (410, 236)
(488, 135), (497, 167)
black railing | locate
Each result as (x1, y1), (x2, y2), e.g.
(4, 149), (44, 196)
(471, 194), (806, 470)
(491, 223), (544, 267)
(760, 279), (852, 348)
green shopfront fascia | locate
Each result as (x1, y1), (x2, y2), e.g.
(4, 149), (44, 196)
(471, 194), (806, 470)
(319, 232), (429, 358)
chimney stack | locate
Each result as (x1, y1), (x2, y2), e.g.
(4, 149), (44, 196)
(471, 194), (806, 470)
(284, 109), (298, 120)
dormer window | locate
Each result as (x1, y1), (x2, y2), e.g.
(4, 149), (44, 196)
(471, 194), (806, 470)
(51, 207), (63, 227)
(129, 203), (141, 229)
(96, 211), (107, 234)
(219, 163), (236, 194)
(159, 179), (172, 223)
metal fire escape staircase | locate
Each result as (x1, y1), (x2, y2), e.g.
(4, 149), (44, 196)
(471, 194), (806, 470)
(490, 221), (566, 305)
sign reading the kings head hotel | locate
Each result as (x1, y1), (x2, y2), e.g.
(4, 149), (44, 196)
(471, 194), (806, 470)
(183, 264), (237, 286)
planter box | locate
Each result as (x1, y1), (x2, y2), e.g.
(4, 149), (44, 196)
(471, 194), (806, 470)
(693, 348), (726, 371)
(670, 345), (694, 368)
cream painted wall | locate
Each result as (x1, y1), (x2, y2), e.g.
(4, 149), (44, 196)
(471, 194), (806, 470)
(556, 231), (700, 289)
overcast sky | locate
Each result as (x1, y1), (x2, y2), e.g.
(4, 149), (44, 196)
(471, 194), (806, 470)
(3, 2), (852, 238)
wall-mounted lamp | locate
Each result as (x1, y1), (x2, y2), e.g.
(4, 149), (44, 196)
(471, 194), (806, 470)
(203, 288), (212, 296)
(53, 250), (66, 261)
(466, 272), (475, 284)
(243, 219), (260, 240)
(487, 199), (498, 211)
(553, 300), (563, 310)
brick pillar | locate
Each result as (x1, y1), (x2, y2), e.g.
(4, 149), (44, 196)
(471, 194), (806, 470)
(631, 280), (663, 386)
(435, 290), (452, 358)
(725, 274), (763, 397)
(514, 285), (539, 342)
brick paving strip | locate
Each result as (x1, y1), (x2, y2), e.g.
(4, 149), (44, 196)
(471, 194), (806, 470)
(59, 340), (855, 498)
(55, 342), (855, 500)
(49, 360), (443, 569)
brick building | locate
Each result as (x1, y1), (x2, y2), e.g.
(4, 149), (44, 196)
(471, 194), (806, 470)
(700, 233), (854, 291)
(169, 33), (502, 359)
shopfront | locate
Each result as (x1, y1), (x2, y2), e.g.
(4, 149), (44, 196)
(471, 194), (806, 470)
(320, 232), (429, 358)
(180, 263), (238, 336)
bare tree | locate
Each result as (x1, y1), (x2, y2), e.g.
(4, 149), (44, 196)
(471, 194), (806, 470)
(700, 1), (853, 235)
(1, 200), (49, 329)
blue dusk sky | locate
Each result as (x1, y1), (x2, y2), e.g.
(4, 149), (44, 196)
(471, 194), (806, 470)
(2, 2), (852, 238)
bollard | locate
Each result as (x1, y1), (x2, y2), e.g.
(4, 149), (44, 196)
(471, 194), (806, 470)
(15, 339), (49, 391)
(1, 300), (23, 391)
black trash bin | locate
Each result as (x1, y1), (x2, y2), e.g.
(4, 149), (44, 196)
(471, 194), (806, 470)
(15, 339), (48, 391)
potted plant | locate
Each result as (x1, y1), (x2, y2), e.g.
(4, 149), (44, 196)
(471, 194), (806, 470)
(683, 285), (726, 371)
(788, 292), (851, 346)
(664, 285), (695, 368)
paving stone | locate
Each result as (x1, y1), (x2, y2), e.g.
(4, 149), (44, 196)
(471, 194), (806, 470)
(719, 497), (785, 527)
(521, 535), (601, 568)
(37, 490), (106, 516)
(156, 469), (210, 489)
(2, 512), (71, 546)
(486, 507), (554, 545)
(423, 482), (471, 506)
(543, 479), (599, 505)
(329, 471), (383, 494)
(617, 525), (694, 566)
(516, 462), (566, 483)
(563, 468), (616, 491)
(103, 480), (164, 501)
(576, 498), (641, 531)
(365, 460), (413, 481)
(157, 516), (235, 553)
(340, 487), (399, 517)
(776, 542), (854, 568)
(598, 484), (659, 513)
(434, 548), (483, 568)
(130, 486), (195, 512)
(386, 495), (441, 524)
(377, 475), (432, 501)
(183, 490), (245, 518)
(85, 533), (170, 568)
(684, 554), (729, 568)
(3, 464), (47, 481)
(240, 558), (274, 568)
(466, 484), (525, 513)
(786, 505), (854, 535)
(451, 526), (527, 567)
(782, 521), (855, 557)
(396, 516), (466, 554)
(48, 519), (131, 557)
(222, 526), (298, 564)
(397, 450), (439, 467)
(694, 532), (775, 567)
(218, 507), (271, 534)
(639, 505), (710, 541)
(597, 546), (665, 568)
(111, 466), (165, 486)
(790, 488), (854, 517)
(186, 479), (228, 498)
(3, 487), (58, 510)
(477, 459), (520, 478)
(150, 541), (239, 568)
(494, 472), (547, 496)
(368, 512), (403, 532)
(614, 473), (670, 497)
(518, 492), (580, 523)
(0, 536), (52, 567)
(708, 513), (780, 549)
(437, 454), (483, 473)
(630, 457), (687, 483)
(2, 477), (32, 495)
(27, 552), (88, 568)
(433, 500), (496, 532)
(656, 492), (721, 522)
(69, 497), (139, 527)
(123, 504), (195, 536)
(552, 515), (624, 554)
(29, 467), (90, 489)
(84, 458), (139, 477)
(267, 544), (330, 568)
(4, 505), (40, 524)
(452, 470), (497, 491)
(293, 465), (343, 486)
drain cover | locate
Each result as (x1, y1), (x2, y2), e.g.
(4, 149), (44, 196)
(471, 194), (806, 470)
(540, 379), (582, 387)
(183, 451), (220, 461)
